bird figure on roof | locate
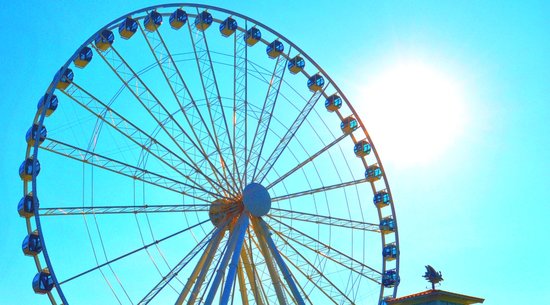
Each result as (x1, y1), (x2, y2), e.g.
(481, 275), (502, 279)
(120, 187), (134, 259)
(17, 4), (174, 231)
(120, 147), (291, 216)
(423, 265), (443, 290)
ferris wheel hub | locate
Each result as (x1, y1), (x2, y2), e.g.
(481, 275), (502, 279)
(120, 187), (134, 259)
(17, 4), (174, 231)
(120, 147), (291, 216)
(242, 183), (271, 217)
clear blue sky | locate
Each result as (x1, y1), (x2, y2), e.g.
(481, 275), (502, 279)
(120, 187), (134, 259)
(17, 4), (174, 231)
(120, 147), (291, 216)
(1, 1), (549, 304)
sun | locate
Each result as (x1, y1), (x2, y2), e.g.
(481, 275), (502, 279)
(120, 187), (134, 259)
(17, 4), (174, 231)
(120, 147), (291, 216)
(357, 59), (467, 167)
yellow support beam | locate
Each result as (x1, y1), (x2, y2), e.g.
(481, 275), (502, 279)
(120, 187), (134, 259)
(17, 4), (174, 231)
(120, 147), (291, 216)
(178, 230), (226, 305)
(237, 259), (250, 305)
(241, 242), (265, 305)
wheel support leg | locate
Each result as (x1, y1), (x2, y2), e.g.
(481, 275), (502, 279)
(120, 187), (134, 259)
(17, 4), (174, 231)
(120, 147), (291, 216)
(176, 229), (225, 305)
(251, 217), (288, 305)
(258, 218), (306, 305)
(205, 213), (249, 305)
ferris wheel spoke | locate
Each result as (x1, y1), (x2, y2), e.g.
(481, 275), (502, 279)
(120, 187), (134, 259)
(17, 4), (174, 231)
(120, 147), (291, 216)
(233, 24), (248, 189)
(92, 43), (236, 196)
(271, 178), (369, 202)
(41, 138), (215, 202)
(254, 85), (328, 184)
(247, 48), (290, 184)
(138, 225), (223, 305)
(38, 203), (233, 216)
(268, 208), (379, 232)
(267, 133), (347, 190)
(267, 224), (352, 304)
(59, 219), (209, 285)
(136, 19), (237, 197)
(63, 82), (231, 197)
(187, 10), (239, 191)
(268, 216), (382, 283)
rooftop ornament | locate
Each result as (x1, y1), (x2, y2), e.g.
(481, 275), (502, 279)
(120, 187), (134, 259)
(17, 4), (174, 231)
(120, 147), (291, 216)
(423, 265), (444, 290)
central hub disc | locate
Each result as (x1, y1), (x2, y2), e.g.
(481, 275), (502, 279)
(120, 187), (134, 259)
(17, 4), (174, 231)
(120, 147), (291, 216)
(242, 183), (271, 217)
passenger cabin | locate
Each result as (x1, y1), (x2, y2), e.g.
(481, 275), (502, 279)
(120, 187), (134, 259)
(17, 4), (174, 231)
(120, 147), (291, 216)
(95, 29), (114, 51)
(382, 269), (400, 288)
(287, 55), (305, 74)
(340, 116), (358, 134)
(325, 94), (342, 112)
(18, 193), (37, 218)
(37, 93), (58, 116)
(373, 190), (390, 208)
(383, 243), (398, 261)
(219, 17), (237, 37)
(307, 74), (324, 92)
(365, 164), (382, 182)
(354, 140), (372, 157)
(55, 68), (73, 90)
(379, 216), (396, 234)
(33, 269), (54, 294)
(169, 9), (188, 30)
(23, 231), (43, 256)
(195, 11), (213, 31)
(266, 40), (284, 58)
(19, 157), (40, 181)
(144, 11), (163, 32)
(73, 47), (93, 68)
(245, 27), (261, 46)
(119, 17), (138, 39)
(26, 124), (47, 146)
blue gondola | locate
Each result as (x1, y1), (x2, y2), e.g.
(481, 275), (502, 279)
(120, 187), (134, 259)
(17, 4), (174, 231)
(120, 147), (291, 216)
(307, 74), (324, 92)
(288, 55), (305, 74)
(373, 190), (390, 208)
(365, 164), (382, 182)
(55, 68), (73, 90)
(19, 157), (40, 182)
(18, 193), (37, 218)
(325, 94), (342, 112)
(195, 11), (213, 31)
(379, 216), (396, 234)
(378, 216), (395, 234)
(382, 269), (400, 288)
(32, 269), (54, 294)
(25, 124), (47, 146)
(220, 17), (237, 37)
(119, 17), (138, 39)
(340, 116), (358, 134)
(245, 27), (261, 46)
(170, 9), (188, 30)
(95, 29), (114, 51)
(354, 140), (371, 157)
(266, 40), (284, 58)
(22, 231), (43, 256)
(37, 93), (58, 116)
(383, 243), (399, 261)
(144, 11), (163, 32)
(73, 47), (93, 68)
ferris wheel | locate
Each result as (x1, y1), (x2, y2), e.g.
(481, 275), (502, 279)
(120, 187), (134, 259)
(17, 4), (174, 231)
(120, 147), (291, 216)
(19, 4), (400, 305)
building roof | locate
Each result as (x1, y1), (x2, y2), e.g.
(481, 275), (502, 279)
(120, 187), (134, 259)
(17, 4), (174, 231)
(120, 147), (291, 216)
(386, 289), (484, 305)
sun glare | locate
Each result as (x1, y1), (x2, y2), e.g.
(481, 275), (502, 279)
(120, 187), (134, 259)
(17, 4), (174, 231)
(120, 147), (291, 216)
(357, 60), (466, 167)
